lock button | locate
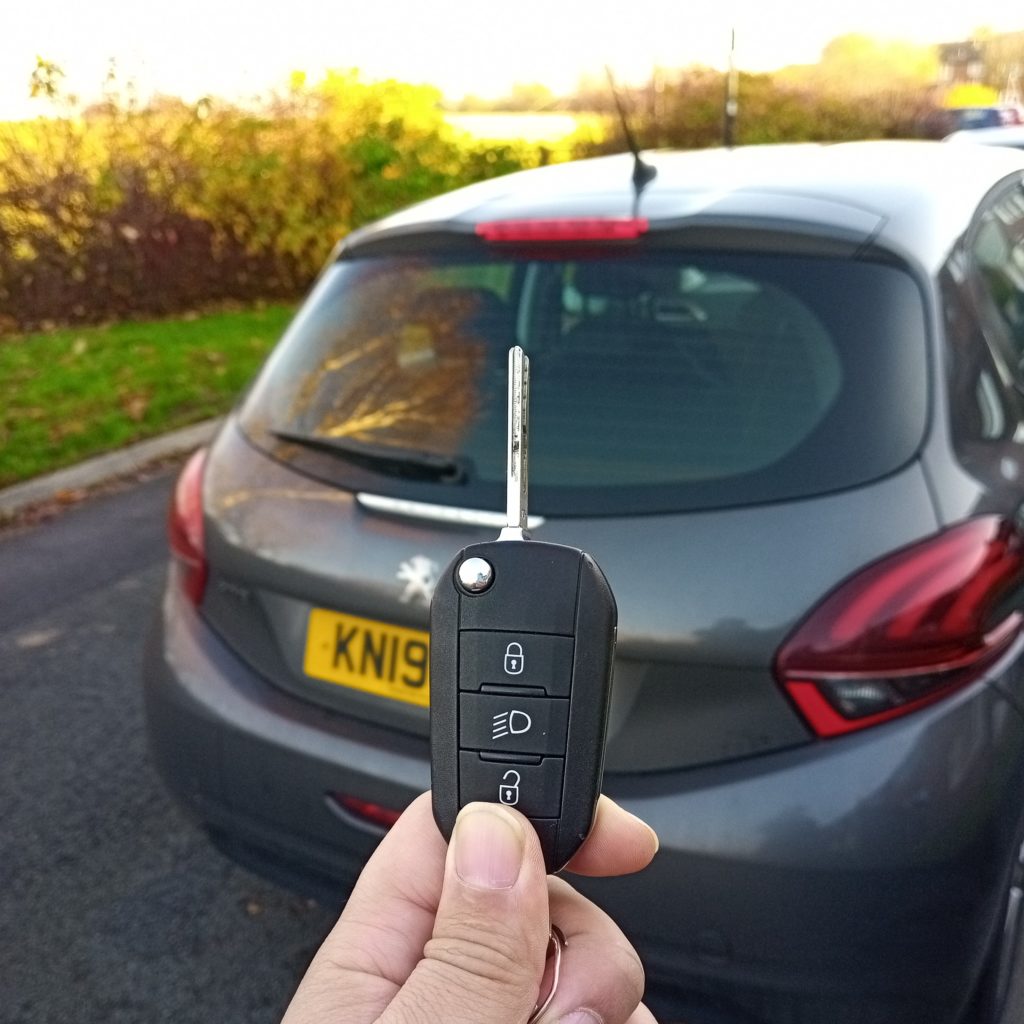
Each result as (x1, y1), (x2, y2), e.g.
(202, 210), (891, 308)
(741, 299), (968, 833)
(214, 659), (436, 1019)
(459, 631), (574, 696)
(459, 752), (564, 817)
(504, 642), (525, 674)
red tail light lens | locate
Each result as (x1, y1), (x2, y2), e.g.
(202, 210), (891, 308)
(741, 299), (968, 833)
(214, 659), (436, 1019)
(475, 217), (649, 242)
(777, 517), (1024, 737)
(329, 794), (402, 830)
(168, 448), (208, 606)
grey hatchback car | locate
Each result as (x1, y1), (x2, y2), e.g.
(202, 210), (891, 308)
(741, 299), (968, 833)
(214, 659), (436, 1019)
(145, 142), (1024, 1024)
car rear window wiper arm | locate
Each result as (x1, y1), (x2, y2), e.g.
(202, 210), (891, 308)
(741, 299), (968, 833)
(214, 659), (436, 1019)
(270, 429), (468, 483)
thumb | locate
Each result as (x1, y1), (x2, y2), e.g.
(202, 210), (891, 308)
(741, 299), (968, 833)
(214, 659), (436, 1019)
(380, 802), (551, 1024)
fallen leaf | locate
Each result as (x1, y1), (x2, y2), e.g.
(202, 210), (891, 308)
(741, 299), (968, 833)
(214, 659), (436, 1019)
(121, 393), (150, 422)
(50, 420), (87, 441)
(54, 488), (87, 505)
(15, 628), (62, 649)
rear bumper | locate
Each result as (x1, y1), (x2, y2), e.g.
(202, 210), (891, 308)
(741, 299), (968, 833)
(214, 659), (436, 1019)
(144, 578), (1024, 1024)
(144, 579), (430, 886)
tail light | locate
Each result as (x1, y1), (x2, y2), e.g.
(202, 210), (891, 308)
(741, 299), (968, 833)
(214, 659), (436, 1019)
(328, 793), (402, 831)
(168, 448), (208, 606)
(776, 516), (1024, 737)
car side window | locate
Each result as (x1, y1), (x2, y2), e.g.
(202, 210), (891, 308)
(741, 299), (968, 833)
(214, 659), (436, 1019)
(968, 184), (1024, 386)
(941, 260), (1011, 445)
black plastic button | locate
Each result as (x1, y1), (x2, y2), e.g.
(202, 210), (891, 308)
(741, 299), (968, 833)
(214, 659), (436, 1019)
(459, 631), (574, 697)
(459, 692), (569, 756)
(459, 753), (564, 817)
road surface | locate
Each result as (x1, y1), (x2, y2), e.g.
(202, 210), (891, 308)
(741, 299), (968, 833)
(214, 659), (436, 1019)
(0, 470), (335, 1024)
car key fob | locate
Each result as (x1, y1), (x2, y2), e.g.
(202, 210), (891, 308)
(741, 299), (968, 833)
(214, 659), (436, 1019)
(430, 346), (617, 873)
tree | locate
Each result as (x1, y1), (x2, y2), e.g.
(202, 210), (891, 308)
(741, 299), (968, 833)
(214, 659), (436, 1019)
(976, 29), (1024, 96)
(778, 34), (938, 95)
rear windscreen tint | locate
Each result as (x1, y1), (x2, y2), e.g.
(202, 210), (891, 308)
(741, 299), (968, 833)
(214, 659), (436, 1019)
(239, 248), (928, 515)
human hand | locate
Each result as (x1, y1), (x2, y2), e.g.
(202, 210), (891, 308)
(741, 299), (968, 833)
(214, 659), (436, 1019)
(282, 792), (660, 1024)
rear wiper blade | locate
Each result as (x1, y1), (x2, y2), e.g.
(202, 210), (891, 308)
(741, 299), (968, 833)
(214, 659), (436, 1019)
(271, 429), (468, 483)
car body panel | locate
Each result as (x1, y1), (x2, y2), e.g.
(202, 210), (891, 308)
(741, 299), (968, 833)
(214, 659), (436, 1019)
(947, 125), (1024, 151)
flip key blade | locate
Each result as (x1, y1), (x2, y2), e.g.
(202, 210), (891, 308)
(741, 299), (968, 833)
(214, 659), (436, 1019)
(500, 345), (530, 541)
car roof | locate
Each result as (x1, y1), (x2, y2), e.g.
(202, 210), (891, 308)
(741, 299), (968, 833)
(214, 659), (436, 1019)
(344, 141), (1024, 274)
(945, 125), (1024, 147)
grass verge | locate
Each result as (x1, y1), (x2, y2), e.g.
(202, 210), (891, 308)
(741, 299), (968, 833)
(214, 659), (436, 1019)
(0, 304), (295, 488)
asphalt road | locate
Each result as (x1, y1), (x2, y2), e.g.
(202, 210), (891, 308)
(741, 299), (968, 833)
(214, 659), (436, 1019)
(0, 469), (335, 1024)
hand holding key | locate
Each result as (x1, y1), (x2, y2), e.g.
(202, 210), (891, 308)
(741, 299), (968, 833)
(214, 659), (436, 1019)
(281, 792), (660, 1024)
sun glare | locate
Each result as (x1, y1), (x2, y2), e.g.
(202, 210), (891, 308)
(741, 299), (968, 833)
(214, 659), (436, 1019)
(0, 0), (1021, 121)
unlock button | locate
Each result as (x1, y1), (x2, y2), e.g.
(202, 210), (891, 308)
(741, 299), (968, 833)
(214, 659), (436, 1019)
(459, 752), (564, 817)
(499, 770), (520, 804)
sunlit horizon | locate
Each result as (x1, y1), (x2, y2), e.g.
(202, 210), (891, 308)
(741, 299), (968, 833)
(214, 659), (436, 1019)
(2, 0), (1023, 120)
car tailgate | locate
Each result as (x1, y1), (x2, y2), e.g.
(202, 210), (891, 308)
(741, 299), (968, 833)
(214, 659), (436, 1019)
(200, 420), (939, 773)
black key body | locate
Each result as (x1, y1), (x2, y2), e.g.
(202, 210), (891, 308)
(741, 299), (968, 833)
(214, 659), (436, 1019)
(431, 538), (616, 873)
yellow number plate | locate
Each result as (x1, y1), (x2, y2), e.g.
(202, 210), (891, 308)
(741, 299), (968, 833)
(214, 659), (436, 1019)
(303, 608), (430, 707)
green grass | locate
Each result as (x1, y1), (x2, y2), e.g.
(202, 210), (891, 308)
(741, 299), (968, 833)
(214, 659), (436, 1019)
(0, 304), (296, 487)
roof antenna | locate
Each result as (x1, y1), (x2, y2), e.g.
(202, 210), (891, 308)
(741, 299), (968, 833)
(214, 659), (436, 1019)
(723, 28), (739, 147)
(604, 65), (657, 214)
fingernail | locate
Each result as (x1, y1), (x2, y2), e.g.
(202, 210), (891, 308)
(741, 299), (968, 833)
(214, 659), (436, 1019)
(558, 1011), (603, 1024)
(453, 805), (524, 889)
(647, 822), (660, 855)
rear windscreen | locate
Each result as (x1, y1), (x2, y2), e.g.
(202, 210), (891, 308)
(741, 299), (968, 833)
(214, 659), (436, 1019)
(239, 247), (929, 515)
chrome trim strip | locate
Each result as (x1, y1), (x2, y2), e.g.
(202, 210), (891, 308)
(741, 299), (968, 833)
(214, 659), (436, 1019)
(356, 492), (545, 530)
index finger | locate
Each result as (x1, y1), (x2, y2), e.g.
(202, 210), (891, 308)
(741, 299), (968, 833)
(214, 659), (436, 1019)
(562, 795), (659, 876)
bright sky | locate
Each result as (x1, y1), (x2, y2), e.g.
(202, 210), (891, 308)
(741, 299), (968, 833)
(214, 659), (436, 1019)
(2, 0), (1022, 119)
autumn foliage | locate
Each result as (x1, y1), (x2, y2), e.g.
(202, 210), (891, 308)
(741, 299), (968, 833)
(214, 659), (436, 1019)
(0, 50), (950, 333)
(0, 69), (538, 333)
